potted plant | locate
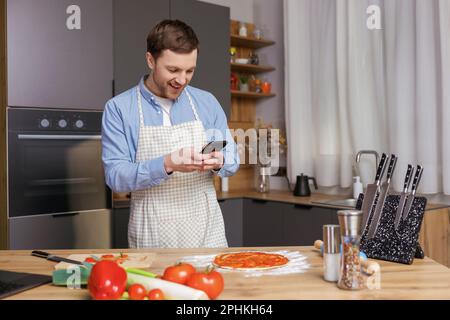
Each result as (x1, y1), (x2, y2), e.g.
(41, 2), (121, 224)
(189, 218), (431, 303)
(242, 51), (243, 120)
(239, 75), (249, 92)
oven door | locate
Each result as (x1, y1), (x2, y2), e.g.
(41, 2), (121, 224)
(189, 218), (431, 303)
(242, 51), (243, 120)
(8, 133), (111, 217)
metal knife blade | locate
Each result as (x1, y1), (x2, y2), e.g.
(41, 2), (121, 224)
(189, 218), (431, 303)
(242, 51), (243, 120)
(31, 250), (84, 266)
(393, 164), (414, 230)
(401, 165), (424, 221)
(361, 153), (388, 231)
(367, 154), (397, 238)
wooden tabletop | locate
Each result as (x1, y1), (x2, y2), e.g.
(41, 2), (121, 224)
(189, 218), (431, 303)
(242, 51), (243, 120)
(1, 246), (450, 300)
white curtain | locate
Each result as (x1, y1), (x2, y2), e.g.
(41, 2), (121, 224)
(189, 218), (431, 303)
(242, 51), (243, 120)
(284, 0), (450, 195)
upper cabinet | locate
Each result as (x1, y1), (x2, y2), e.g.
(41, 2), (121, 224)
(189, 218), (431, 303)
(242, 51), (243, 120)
(170, 0), (230, 118)
(6, 0), (230, 114)
(7, 0), (113, 110)
(113, 0), (169, 96)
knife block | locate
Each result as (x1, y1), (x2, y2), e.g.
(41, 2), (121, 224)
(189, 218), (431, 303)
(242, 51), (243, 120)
(356, 193), (427, 264)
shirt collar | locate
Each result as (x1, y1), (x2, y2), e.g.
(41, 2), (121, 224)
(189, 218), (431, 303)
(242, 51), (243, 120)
(139, 75), (184, 111)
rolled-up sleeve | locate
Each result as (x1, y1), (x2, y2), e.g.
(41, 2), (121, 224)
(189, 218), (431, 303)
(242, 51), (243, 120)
(101, 100), (170, 192)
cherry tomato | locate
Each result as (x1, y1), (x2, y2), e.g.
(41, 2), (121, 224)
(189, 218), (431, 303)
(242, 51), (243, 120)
(128, 284), (147, 300)
(148, 288), (164, 300)
(186, 268), (224, 299)
(101, 254), (115, 260)
(162, 263), (196, 285)
(84, 257), (97, 264)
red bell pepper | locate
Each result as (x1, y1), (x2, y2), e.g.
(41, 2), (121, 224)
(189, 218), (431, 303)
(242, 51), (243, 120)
(88, 260), (127, 300)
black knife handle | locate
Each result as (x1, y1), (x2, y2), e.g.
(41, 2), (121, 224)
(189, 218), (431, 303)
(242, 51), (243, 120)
(403, 165), (413, 191)
(386, 154), (397, 180)
(375, 153), (387, 182)
(31, 250), (50, 258)
(410, 165), (423, 195)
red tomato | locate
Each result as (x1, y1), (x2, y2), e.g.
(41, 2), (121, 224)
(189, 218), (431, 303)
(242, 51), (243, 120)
(186, 269), (224, 299)
(128, 284), (147, 300)
(148, 289), (164, 300)
(162, 263), (196, 285)
(88, 260), (127, 300)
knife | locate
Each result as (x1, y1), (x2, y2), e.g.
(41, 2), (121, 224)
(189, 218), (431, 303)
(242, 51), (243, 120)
(31, 250), (85, 266)
(360, 153), (388, 232)
(393, 164), (414, 230)
(367, 154), (397, 239)
(401, 165), (424, 221)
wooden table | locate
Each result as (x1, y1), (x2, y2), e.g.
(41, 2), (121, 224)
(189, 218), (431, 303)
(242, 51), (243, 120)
(1, 246), (450, 300)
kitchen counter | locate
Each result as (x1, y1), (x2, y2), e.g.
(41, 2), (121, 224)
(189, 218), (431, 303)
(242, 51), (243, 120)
(114, 190), (450, 211)
(1, 247), (450, 300)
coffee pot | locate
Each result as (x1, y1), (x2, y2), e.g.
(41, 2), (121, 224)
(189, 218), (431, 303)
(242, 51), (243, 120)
(293, 174), (318, 197)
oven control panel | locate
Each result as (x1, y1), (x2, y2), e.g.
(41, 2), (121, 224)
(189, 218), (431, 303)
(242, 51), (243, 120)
(8, 108), (102, 133)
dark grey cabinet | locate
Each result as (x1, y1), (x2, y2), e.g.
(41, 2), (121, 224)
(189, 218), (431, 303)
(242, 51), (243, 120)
(9, 210), (112, 250)
(242, 200), (338, 247)
(113, 207), (130, 249)
(113, 0), (230, 117)
(113, 0), (169, 95)
(171, 0), (230, 117)
(243, 199), (285, 247)
(7, 0), (113, 109)
(283, 204), (339, 246)
(219, 199), (243, 247)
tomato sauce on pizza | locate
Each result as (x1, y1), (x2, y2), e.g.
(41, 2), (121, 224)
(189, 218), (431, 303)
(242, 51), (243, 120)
(213, 251), (289, 269)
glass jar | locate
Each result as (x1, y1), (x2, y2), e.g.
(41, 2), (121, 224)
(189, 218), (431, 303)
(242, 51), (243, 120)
(255, 165), (270, 193)
(239, 22), (248, 37)
(337, 210), (364, 290)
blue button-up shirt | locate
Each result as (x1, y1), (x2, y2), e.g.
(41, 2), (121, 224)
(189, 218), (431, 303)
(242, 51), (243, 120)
(102, 76), (240, 193)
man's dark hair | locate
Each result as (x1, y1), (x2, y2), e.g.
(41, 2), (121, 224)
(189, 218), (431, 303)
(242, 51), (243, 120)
(146, 19), (199, 60)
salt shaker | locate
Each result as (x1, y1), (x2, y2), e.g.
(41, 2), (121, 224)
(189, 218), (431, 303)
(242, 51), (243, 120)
(337, 210), (364, 290)
(323, 225), (340, 282)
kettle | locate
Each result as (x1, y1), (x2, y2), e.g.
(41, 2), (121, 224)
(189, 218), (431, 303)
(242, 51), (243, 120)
(293, 174), (318, 197)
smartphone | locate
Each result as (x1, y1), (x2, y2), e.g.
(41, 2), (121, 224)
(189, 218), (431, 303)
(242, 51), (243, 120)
(201, 140), (227, 154)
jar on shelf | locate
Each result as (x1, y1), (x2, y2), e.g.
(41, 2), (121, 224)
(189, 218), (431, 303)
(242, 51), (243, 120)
(239, 22), (248, 37)
(254, 79), (262, 93)
(261, 79), (272, 94)
(229, 47), (237, 63)
(230, 73), (238, 90)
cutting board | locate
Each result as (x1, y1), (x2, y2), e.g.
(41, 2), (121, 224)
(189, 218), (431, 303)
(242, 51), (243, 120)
(54, 253), (156, 270)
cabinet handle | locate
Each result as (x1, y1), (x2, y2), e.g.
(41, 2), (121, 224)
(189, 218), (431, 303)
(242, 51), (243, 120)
(294, 204), (313, 210)
(52, 212), (80, 218)
(252, 199), (268, 204)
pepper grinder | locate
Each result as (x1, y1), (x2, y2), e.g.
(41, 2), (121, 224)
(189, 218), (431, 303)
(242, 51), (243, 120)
(337, 210), (364, 290)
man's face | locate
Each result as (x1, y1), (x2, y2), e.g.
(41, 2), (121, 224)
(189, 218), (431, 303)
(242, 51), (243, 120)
(146, 49), (197, 99)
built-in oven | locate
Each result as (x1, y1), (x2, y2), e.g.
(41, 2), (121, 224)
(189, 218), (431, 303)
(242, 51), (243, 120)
(7, 107), (113, 250)
(8, 107), (112, 217)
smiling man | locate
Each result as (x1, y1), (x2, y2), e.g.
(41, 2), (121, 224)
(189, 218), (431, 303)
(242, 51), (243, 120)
(102, 20), (239, 248)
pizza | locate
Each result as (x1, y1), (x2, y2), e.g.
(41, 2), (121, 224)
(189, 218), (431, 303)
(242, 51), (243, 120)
(213, 251), (289, 270)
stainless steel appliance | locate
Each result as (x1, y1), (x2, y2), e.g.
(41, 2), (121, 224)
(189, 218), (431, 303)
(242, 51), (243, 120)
(7, 107), (112, 249)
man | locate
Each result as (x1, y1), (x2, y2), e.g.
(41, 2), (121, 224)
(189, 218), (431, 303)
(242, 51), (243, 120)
(102, 20), (239, 248)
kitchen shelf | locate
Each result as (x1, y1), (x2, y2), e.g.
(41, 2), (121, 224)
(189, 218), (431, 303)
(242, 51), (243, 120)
(230, 35), (275, 49)
(231, 90), (275, 99)
(231, 63), (275, 74)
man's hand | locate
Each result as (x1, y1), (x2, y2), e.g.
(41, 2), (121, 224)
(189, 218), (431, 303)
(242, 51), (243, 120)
(200, 151), (224, 172)
(164, 147), (212, 173)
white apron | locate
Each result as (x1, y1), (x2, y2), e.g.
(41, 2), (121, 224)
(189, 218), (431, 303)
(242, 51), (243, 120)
(128, 86), (228, 248)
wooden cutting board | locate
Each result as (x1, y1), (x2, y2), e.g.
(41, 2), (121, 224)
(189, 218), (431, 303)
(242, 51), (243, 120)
(54, 253), (155, 270)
